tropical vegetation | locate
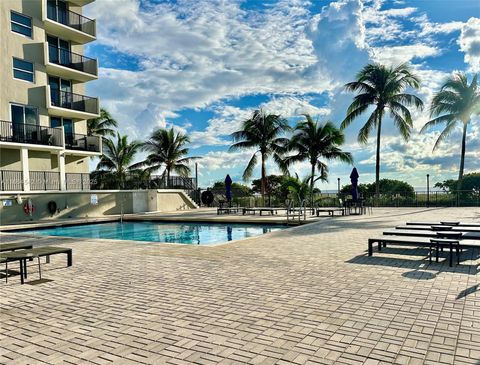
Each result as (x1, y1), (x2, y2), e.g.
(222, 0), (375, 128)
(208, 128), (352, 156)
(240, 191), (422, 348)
(230, 109), (290, 204)
(421, 72), (480, 191)
(140, 127), (199, 183)
(87, 108), (118, 138)
(284, 114), (353, 206)
(341, 63), (424, 200)
(94, 132), (142, 189)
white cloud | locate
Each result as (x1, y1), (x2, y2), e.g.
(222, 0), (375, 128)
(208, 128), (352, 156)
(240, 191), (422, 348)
(370, 44), (440, 65)
(458, 17), (480, 72)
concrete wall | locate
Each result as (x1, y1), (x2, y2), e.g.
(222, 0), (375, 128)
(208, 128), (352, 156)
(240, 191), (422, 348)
(0, 189), (198, 225)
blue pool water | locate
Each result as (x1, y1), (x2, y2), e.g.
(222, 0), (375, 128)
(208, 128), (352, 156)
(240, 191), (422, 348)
(15, 221), (285, 245)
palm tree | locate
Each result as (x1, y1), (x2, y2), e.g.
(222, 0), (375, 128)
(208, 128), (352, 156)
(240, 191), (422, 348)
(95, 132), (142, 189)
(230, 109), (290, 205)
(142, 127), (198, 186)
(285, 114), (353, 207)
(341, 63), (423, 200)
(421, 72), (480, 191)
(88, 108), (118, 138)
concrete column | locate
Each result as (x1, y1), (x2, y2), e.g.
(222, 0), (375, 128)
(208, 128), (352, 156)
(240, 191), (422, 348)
(58, 152), (66, 191)
(20, 147), (30, 192)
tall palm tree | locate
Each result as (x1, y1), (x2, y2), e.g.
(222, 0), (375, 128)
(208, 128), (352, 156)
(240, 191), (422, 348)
(87, 108), (118, 137)
(230, 109), (290, 204)
(285, 114), (353, 207)
(95, 132), (142, 189)
(421, 72), (480, 191)
(341, 63), (423, 200)
(142, 127), (198, 185)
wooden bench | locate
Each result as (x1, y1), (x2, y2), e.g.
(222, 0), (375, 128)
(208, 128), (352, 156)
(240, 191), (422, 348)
(368, 236), (480, 267)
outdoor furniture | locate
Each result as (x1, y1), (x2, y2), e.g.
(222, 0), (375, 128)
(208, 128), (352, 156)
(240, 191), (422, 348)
(406, 221), (480, 227)
(316, 207), (345, 216)
(396, 224), (480, 233)
(1, 246), (72, 284)
(385, 229), (480, 240)
(242, 207), (279, 216)
(367, 235), (480, 267)
(0, 243), (33, 252)
(217, 207), (241, 215)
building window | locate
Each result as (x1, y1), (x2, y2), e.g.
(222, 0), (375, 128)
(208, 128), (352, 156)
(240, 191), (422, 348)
(11, 11), (32, 37)
(11, 104), (38, 126)
(13, 58), (34, 82)
(50, 117), (74, 142)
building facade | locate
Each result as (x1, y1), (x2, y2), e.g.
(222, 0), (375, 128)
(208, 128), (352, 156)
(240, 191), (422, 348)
(0, 0), (100, 192)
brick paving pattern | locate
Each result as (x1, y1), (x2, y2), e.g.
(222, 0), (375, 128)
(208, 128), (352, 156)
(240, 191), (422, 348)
(0, 207), (479, 364)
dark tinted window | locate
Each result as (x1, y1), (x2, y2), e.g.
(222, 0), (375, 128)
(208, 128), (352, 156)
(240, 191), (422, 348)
(10, 11), (32, 37)
(13, 58), (34, 82)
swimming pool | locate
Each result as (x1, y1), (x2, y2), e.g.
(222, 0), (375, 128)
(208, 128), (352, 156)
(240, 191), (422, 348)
(15, 221), (286, 245)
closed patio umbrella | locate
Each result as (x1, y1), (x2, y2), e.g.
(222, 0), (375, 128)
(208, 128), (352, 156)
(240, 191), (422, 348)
(225, 174), (232, 204)
(350, 167), (359, 202)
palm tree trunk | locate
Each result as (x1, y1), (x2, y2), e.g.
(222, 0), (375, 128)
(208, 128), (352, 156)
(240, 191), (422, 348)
(310, 163), (315, 209)
(457, 121), (468, 192)
(375, 112), (382, 205)
(261, 153), (266, 207)
(167, 168), (171, 188)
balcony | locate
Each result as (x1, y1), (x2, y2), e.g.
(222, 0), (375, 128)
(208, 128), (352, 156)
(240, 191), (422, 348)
(45, 44), (98, 82)
(0, 120), (63, 148)
(44, 4), (96, 43)
(0, 170), (92, 191)
(46, 86), (100, 119)
(65, 133), (101, 153)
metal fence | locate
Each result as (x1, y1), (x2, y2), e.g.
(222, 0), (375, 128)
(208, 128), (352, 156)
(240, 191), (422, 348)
(30, 171), (60, 191)
(193, 189), (480, 208)
(90, 173), (197, 191)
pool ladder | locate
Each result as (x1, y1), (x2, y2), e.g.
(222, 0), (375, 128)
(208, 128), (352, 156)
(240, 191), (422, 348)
(286, 199), (307, 225)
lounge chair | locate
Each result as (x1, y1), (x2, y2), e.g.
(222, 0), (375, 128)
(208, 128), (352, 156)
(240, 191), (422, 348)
(0, 243), (33, 252)
(367, 235), (480, 266)
(406, 221), (480, 227)
(217, 207), (241, 215)
(1, 246), (72, 284)
(315, 207), (345, 216)
(242, 207), (280, 216)
(383, 229), (480, 240)
(396, 225), (480, 233)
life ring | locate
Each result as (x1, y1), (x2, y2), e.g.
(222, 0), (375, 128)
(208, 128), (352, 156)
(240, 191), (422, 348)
(201, 191), (214, 206)
(47, 201), (57, 214)
(23, 200), (35, 215)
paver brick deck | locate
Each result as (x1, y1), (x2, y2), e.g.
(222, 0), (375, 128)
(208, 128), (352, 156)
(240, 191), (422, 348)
(0, 207), (479, 364)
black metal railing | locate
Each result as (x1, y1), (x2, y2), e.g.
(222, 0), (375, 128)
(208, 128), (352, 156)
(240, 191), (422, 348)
(30, 171), (60, 190)
(66, 172), (90, 190)
(90, 173), (197, 191)
(48, 44), (97, 76)
(50, 89), (99, 115)
(64, 133), (101, 152)
(0, 170), (23, 191)
(0, 120), (63, 147)
(47, 3), (96, 37)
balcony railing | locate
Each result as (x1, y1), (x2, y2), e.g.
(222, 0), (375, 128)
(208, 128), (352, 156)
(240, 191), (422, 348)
(66, 172), (90, 190)
(30, 171), (60, 190)
(48, 44), (97, 76)
(50, 89), (99, 115)
(47, 3), (96, 37)
(65, 133), (101, 152)
(0, 170), (23, 191)
(0, 120), (63, 147)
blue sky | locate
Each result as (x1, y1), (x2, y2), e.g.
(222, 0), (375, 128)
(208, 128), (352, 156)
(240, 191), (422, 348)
(84, 0), (480, 190)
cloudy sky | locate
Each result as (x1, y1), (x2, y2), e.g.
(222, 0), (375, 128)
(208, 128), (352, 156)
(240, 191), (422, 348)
(84, 0), (480, 190)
